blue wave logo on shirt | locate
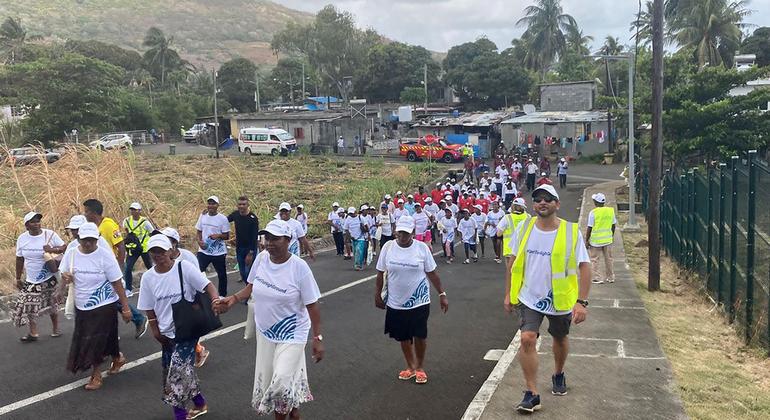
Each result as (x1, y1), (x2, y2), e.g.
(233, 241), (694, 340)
(34, 266), (51, 282)
(534, 290), (555, 313)
(403, 279), (430, 308)
(85, 280), (116, 308)
(205, 237), (225, 254)
(262, 314), (298, 341)
(289, 241), (300, 256)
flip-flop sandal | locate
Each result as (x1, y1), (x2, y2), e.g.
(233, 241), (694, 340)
(50, 332), (62, 338)
(398, 369), (416, 380)
(187, 405), (208, 419)
(415, 370), (428, 384)
(20, 334), (39, 342)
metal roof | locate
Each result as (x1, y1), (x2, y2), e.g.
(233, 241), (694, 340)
(501, 110), (608, 125)
(413, 111), (513, 128)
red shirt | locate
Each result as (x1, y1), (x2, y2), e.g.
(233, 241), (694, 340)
(537, 177), (553, 186)
(488, 192), (499, 203)
(415, 193), (428, 206)
(476, 198), (490, 213)
(459, 196), (474, 211)
(430, 189), (443, 204)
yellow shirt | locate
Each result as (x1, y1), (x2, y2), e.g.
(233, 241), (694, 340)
(99, 217), (124, 256)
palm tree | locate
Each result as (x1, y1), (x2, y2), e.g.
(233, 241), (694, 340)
(142, 27), (192, 85)
(668, 0), (751, 68)
(599, 36), (624, 56)
(0, 17), (40, 64)
(565, 25), (594, 55)
(516, 0), (578, 76)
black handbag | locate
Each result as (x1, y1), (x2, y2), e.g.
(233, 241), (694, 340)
(171, 262), (222, 341)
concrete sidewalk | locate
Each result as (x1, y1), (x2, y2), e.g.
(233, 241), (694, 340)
(466, 181), (687, 420)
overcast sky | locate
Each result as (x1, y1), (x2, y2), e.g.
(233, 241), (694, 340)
(273, 0), (770, 53)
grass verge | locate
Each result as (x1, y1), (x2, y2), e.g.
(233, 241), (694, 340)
(618, 211), (770, 419)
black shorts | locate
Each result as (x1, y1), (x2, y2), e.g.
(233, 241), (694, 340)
(518, 304), (572, 338)
(384, 304), (430, 342)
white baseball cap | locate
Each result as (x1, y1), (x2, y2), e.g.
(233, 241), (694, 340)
(66, 215), (87, 229)
(474, 204), (483, 210)
(444, 196), (452, 201)
(396, 191), (402, 195)
(259, 219), (292, 238)
(147, 234), (172, 250)
(207, 195), (220, 204)
(425, 197), (432, 202)
(337, 207), (346, 213)
(360, 205), (369, 211)
(297, 204), (304, 209)
(23, 211), (42, 224)
(332, 202), (340, 207)
(347, 206), (356, 214)
(533, 184), (560, 201)
(592, 193), (607, 203)
(397, 199), (404, 204)
(161, 227), (180, 243)
(395, 215), (415, 233)
(78, 222), (100, 239)
(513, 197), (527, 208)
(129, 202), (142, 210)
(414, 202), (422, 207)
(279, 202), (291, 211)
(384, 194), (392, 200)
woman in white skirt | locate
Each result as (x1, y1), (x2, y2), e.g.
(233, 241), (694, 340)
(220, 219), (324, 419)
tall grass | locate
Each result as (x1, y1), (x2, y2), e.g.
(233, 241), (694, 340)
(0, 149), (432, 293)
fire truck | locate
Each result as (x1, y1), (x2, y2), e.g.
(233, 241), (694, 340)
(399, 135), (464, 163)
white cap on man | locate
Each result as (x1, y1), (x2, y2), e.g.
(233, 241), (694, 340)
(360, 205), (369, 211)
(532, 184), (560, 201)
(395, 215), (415, 233)
(347, 206), (356, 214)
(161, 227), (181, 243)
(129, 202), (142, 210)
(384, 194), (392, 200)
(592, 193), (607, 203)
(332, 202), (340, 208)
(78, 222), (100, 240)
(512, 197), (527, 208)
(259, 219), (292, 238)
(66, 215), (87, 229)
(207, 195), (220, 204)
(23, 211), (42, 225)
(279, 202), (291, 211)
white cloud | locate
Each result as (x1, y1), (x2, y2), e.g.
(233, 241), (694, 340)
(272, 0), (770, 52)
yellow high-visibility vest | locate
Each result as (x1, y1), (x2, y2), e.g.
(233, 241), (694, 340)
(510, 217), (579, 311)
(589, 207), (615, 246)
(502, 212), (530, 256)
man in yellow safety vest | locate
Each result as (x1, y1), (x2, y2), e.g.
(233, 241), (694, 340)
(497, 197), (531, 273)
(585, 192), (616, 284)
(504, 184), (592, 414)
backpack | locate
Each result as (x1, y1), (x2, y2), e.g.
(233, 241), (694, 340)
(124, 218), (146, 256)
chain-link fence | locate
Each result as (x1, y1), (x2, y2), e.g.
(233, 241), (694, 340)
(642, 151), (770, 351)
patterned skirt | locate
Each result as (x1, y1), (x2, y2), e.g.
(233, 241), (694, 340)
(67, 303), (120, 373)
(252, 333), (313, 415)
(162, 339), (201, 407)
(11, 276), (60, 327)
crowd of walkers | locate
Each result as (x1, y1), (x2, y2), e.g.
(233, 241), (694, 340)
(10, 148), (618, 417)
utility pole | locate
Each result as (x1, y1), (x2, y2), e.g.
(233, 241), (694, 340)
(626, 51), (639, 229)
(254, 69), (261, 112)
(301, 62), (306, 107)
(423, 63), (428, 115)
(289, 73), (294, 107)
(213, 68), (220, 159)
(648, 0), (664, 291)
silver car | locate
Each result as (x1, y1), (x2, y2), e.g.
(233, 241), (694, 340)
(4, 147), (61, 166)
(90, 133), (133, 150)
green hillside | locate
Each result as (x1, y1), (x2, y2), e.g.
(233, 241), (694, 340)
(0, 0), (314, 68)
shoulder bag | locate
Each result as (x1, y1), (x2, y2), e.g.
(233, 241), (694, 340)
(171, 262), (222, 341)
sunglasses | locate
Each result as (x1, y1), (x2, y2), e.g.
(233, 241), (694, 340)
(533, 196), (557, 203)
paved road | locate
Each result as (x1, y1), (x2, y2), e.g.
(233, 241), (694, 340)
(0, 164), (624, 420)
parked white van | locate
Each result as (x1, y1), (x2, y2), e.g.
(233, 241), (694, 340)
(238, 128), (297, 156)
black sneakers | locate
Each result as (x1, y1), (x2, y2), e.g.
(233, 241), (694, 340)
(516, 390), (541, 414)
(552, 372), (567, 395)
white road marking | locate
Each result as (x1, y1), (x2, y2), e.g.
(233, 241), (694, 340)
(0, 247), (449, 416)
(461, 330), (521, 420)
(483, 349), (505, 362)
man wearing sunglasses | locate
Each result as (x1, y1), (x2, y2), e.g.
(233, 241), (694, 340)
(504, 184), (592, 414)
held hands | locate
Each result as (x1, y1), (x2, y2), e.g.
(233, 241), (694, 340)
(213, 296), (236, 314)
(572, 303), (588, 325)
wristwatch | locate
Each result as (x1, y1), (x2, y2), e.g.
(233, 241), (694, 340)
(577, 299), (589, 308)
(313, 335), (323, 342)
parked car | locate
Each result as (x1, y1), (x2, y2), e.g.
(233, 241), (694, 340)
(4, 147), (61, 166)
(237, 127), (297, 156)
(399, 136), (464, 163)
(90, 133), (132, 150)
(183, 123), (207, 143)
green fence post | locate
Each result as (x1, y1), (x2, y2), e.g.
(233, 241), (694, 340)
(729, 156), (739, 324)
(745, 150), (757, 342)
(706, 167), (714, 285)
(680, 174), (688, 266)
(717, 163), (727, 304)
(690, 168), (699, 269)
(663, 169), (670, 254)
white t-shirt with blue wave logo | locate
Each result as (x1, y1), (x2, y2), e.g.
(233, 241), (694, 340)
(248, 252), (321, 344)
(60, 246), (123, 310)
(16, 230), (65, 284)
(510, 224), (589, 315)
(376, 240), (437, 311)
(195, 213), (230, 256)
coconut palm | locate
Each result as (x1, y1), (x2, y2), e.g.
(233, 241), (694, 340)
(668, 0), (751, 68)
(599, 36), (624, 56)
(516, 0), (578, 76)
(142, 27), (192, 86)
(566, 25), (594, 55)
(0, 17), (40, 64)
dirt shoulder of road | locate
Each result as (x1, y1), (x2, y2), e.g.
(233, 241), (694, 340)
(618, 210), (770, 419)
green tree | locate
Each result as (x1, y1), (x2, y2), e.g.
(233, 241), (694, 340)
(0, 52), (124, 143)
(599, 36), (624, 56)
(358, 42), (440, 102)
(565, 25), (593, 55)
(668, 0), (751, 69)
(516, 0), (578, 76)
(268, 57), (318, 105)
(142, 27), (191, 86)
(399, 87), (425, 105)
(741, 27), (770, 67)
(65, 39), (143, 71)
(0, 17), (40, 64)
(551, 51), (595, 82)
(271, 5), (379, 102)
(218, 57), (259, 111)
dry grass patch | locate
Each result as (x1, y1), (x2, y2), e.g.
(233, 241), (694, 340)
(0, 146), (433, 294)
(619, 211), (770, 419)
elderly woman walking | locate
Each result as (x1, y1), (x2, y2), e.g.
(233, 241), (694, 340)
(374, 215), (448, 384)
(13, 211), (66, 342)
(60, 222), (132, 390)
(344, 206), (369, 271)
(219, 219), (323, 419)
(137, 235), (222, 420)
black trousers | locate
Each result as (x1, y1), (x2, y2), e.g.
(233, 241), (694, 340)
(559, 174), (567, 188)
(526, 174), (536, 191)
(197, 252), (228, 296)
(124, 251), (152, 291)
(333, 231), (344, 255)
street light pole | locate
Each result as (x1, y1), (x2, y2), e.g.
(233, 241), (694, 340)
(301, 62), (306, 106)
(213, 68), (219, 159)
(254, 69), (261, 112)
(423, 63), (428, 115)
